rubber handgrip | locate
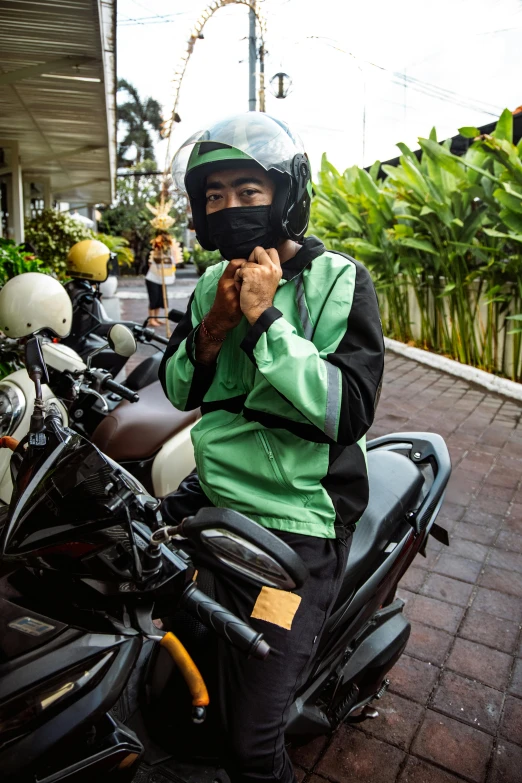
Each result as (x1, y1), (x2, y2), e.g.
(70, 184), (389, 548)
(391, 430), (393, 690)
(181, 583), (270, 660)
(102, 378), (139, 403)
(160, 632), (209, 707)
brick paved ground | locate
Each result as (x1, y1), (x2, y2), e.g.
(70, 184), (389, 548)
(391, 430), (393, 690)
(116, 274), (522, 783)
(290, 356), (522, 783)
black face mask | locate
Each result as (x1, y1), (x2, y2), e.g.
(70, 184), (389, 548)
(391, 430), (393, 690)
(206, 205), (277, 261)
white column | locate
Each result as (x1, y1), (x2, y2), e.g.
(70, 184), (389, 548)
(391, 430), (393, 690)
(43, 177), (52, 210)
(10, 142), (24, 244)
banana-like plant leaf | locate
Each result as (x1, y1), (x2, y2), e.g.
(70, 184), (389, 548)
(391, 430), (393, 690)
(483, 228), (522, 243)
(492, 109), (513, 143)
(418, 138), (466, 180)
(396, 237), (437, 254)
(494, 189), (522, 214)
(500, 209), (522, 234)
(369, 160), (381, 182)
(396, 142), (418, 162)
(459, 127), (481, 139)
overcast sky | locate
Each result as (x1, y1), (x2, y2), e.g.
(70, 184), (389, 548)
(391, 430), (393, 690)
(117, 0), (522, 177)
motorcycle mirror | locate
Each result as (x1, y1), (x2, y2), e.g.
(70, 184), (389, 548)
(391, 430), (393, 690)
(25, 336), (50, 388)
(107, 324), (137, 358)
(181, 508), (309, 590)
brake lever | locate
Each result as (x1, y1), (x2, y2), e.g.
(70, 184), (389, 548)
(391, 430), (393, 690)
(79, 383), (109, 414)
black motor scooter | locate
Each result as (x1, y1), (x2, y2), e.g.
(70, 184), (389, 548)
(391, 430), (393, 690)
(63, 278), (183, 391)
(0, 337), (452, 783)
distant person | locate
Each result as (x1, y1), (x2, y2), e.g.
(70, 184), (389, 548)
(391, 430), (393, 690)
(146, 233), (181, 326)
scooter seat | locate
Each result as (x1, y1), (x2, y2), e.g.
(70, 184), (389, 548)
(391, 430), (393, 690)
(340, 450), (424, 594)
(91, 381), (199, 461)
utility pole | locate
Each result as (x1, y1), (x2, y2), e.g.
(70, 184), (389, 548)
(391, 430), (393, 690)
(248, 6), (256, 110)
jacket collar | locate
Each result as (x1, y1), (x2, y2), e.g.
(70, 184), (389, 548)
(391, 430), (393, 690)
(281, 235), (326, 282)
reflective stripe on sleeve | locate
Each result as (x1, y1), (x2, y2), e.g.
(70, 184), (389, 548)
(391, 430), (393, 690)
(294, 276), (314, 340)
(324, 360), (341, 440)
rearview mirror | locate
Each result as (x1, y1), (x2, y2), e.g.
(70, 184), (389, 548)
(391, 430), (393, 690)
(107, 324), (137, 358)
(181, 508), (309, 590)
(25, 336), (49, 387)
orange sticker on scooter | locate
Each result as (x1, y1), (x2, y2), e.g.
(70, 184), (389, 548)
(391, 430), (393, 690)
(251, 587), (302, 630)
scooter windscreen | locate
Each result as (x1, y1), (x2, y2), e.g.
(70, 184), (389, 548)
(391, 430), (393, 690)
(1, 431), (141, 556)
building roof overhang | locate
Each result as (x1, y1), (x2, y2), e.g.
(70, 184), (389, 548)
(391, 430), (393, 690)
(0, 0), (117, 205)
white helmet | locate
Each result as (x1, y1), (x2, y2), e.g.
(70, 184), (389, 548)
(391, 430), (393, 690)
(0, 273), (72, 339)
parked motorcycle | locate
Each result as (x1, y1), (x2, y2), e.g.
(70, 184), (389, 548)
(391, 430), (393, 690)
(64, 278), (183, 392)
(0, 270), (195, 504)
(0, 335), (452, 783)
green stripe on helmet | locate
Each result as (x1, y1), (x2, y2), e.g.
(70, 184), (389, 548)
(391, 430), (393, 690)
(187, 143), (254, 173)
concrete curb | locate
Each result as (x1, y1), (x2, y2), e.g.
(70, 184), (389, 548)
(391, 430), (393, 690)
(384, 337), (522, 402)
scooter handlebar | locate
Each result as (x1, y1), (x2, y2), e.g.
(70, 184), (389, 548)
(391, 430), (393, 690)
(151, 333), (170, 346)
(134, 325), (170, 347)
(102, 377), (140, 403)
(180, 582), (270, 660)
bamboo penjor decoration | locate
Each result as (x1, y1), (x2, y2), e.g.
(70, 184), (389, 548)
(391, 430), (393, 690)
(147, 196), (176, 339)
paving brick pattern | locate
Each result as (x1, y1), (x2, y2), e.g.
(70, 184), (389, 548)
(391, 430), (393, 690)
(116, 277), (522, 783)
(291, 354), (522, 783)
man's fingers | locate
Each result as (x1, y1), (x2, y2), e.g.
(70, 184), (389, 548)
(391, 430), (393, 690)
(223, 258), (245, 278)
(266, 247), (281, 267)
(248, 246), (275, 267)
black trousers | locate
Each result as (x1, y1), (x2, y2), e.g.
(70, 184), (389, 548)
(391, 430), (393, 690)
(162, 474), (350, 783)
(146, 279), (164, 310)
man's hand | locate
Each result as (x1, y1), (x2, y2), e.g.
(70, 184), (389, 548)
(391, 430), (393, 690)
(234, 247), (282, 325)
(204, 258), (244, 339)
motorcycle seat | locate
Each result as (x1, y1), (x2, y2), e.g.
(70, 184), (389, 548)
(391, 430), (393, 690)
(340, 450), (424, 596)
(91, 381), (199, 461)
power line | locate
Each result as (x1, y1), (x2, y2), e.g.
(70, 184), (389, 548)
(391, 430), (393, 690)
(303, 37), (504, 117)
(118, 11), (188, 26)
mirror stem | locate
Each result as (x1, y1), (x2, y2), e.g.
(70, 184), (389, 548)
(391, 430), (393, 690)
(30, 372), (45, 432)
(150, 524), (182, 545)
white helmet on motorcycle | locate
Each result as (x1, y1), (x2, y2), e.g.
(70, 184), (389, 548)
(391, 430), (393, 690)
(0, 273), (72, 338)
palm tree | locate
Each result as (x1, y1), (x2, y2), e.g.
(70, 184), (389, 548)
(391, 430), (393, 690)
(117, 79), (163, 168)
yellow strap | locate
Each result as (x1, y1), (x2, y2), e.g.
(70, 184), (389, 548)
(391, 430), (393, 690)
(160, 632), (209, 707)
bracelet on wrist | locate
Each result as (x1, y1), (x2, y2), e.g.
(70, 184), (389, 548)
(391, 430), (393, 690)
(201, 318), (226, 343)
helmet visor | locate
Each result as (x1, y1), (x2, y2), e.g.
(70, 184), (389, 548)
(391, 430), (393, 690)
(172, 112), (305, 195)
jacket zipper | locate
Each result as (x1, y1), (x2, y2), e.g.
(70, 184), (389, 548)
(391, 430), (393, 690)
(256, 429), (295, 494)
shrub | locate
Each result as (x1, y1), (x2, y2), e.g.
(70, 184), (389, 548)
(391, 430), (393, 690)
(95, 233), (134, 270)
(310, 109), (522, 381)
(25, 209), (92, 278)
(0, 238), (51, 285)
(192, 243), (222, 276)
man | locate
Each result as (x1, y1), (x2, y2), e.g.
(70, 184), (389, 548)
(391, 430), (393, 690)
(159, 113), (384, 783)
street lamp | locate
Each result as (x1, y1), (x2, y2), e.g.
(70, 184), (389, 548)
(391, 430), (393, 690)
(269, 72), (292, 99)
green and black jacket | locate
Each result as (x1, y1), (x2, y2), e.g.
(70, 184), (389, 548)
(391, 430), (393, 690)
(159, 236), (384, 540)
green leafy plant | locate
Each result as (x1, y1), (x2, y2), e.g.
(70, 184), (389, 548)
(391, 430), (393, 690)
(310, 109), (522, 381)
(25, 209), (93, 278)
(95, 233), (134, 269)
(0, 238), (51, 284)
(192, 243), (222, 276)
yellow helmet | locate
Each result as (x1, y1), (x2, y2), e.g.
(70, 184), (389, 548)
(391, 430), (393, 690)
(67, 239), (112, 282)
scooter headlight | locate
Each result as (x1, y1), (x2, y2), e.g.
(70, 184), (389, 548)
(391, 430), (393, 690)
(0, 650), (115, 747)
(0, 381), (25, 437)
